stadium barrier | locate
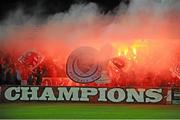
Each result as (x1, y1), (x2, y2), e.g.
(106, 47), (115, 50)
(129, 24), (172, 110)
(0, 86), (178, 104)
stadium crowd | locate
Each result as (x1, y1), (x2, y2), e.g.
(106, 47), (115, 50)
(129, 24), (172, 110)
(0, 52), (21, 85)
(0, 51), (65, 86)
(0, 50), (180, 87)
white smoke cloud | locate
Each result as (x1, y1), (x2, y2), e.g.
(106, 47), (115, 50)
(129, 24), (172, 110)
(49, 3), (98, 23)
(0, 0), (179, 40)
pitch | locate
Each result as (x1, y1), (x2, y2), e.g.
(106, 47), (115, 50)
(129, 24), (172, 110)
(0, 103), (180, 119)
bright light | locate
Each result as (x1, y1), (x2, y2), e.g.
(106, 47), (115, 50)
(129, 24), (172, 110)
(113, 40), (148, 61)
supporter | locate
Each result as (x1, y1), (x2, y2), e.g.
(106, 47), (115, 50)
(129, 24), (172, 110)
(35, 67), (43, 85)
(14, 66), (21, 85)
(27, 73), (34, 85)
(6, 67), (14, 85)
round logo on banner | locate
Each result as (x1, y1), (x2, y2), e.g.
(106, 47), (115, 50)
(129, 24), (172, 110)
(66, 47), (102, 83)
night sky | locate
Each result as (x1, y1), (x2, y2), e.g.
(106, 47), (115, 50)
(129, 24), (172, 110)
(0, 0), (130, 21)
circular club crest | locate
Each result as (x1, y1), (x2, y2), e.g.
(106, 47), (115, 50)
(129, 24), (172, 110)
(66, 47), (102, 83)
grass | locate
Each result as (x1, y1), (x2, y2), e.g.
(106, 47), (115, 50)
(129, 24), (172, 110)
(0, 103), (180, 119)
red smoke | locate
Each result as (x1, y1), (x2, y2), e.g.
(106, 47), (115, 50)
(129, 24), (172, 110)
(0, 3), (179, 87)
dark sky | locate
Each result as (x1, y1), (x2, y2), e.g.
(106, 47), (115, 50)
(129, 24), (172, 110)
(0, 0), (130, 21)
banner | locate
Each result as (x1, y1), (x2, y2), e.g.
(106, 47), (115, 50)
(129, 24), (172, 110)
(0, 86), (172, 104)
(172, 88), (180, 104)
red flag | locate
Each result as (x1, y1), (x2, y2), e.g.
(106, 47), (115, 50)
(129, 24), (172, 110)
(18, 50), (44, 71)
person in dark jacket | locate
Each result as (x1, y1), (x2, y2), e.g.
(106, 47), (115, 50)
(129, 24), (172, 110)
(36, 67), (43, 85)
(5, 68), (14, 85)
(14, 64), (22, 85)
(27, 73), (34, 85)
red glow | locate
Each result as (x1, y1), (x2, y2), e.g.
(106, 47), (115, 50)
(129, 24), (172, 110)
(0, 13), (180, 87)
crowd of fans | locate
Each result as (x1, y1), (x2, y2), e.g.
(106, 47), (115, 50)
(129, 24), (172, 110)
(0, 51), (65, 86)
(0, 50), (180, 87)
(107, 56), (180, 87)
(0, 52), (21, 85)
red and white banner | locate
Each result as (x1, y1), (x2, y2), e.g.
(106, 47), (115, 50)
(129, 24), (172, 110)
(18, 50), (44, 71)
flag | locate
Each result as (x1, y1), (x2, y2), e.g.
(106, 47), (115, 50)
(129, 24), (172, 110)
(18, 50), (44, 71)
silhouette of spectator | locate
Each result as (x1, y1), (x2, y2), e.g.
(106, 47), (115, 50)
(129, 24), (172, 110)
(27, 73), (34, 85)
(14, 64), (22, 85)
(36, 67), (43, 85)
(15, 69), (22, 85)
(6, 67), (14, 85)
